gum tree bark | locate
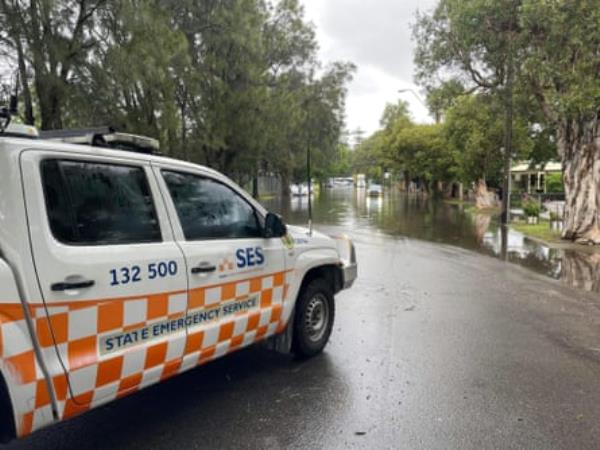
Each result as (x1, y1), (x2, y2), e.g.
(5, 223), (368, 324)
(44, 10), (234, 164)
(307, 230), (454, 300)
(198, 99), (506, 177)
(562, 250), (600, 293)
(474, 179), (497, 209)
(559, 115), (600, 244)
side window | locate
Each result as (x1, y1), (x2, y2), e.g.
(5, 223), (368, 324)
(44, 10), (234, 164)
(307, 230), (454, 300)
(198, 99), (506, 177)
(41, 159), (161, 245)
(162, 171), (262, 240)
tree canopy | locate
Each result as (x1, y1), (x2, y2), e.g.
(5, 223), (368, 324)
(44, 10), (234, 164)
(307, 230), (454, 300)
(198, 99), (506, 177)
(0, 0), (354, 191)
(413, 0), (600, 243)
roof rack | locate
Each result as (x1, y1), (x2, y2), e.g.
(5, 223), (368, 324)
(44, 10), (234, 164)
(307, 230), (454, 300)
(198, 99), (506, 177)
(39, 127), (160, 154)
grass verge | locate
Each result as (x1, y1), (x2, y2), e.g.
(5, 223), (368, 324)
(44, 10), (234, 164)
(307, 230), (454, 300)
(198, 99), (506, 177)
(464, 205), (501, 215)
(511, 220), (562, 244)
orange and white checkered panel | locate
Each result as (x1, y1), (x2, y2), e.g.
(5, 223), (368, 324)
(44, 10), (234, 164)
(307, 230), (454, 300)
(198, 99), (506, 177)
(0, 270), (293, 436)
(0, 303), (55, 437)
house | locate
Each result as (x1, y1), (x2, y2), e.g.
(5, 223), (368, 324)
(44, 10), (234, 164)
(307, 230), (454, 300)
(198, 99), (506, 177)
(510, 161), (562, 194)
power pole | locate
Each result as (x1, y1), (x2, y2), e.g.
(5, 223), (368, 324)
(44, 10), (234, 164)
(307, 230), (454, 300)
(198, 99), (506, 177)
(501, 25), (514, 226)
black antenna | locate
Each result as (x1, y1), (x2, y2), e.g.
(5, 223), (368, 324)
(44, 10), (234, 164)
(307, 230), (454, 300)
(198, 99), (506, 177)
(307, 138), (313, 235)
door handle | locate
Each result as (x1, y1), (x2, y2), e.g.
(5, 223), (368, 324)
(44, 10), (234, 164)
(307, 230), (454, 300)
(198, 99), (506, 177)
(191, 263), (217, 274)
(51, 279), (95, 292)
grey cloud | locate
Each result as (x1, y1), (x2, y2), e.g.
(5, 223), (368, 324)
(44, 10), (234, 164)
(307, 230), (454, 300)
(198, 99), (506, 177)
(316, 0), (438, 82)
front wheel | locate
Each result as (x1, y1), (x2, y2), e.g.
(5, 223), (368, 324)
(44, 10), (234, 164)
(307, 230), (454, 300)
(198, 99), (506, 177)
(292, 278), (335, 358)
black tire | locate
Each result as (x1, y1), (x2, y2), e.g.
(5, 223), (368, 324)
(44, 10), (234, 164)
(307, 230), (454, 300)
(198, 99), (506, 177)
(292, 278), (335, 358)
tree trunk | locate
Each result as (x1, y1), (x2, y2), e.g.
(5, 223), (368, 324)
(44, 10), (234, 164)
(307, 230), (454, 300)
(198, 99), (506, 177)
(474, 179), (497, 209)
(562, 251), (600, 293)
(559, 115), (600, 244)
(404, 171), (410, 192)
(16, 39), (35, 125)
(36, 76), (64, 130)
(280, 167), (291, 198)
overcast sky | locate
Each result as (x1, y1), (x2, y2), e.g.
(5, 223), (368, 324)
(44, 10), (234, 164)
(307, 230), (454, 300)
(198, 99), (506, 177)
(302, 0), (439, 139)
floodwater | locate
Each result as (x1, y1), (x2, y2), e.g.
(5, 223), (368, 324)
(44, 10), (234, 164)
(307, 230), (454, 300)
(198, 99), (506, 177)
(263, 187), (600, 294)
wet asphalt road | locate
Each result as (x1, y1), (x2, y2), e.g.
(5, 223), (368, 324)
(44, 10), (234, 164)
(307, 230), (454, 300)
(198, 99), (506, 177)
(8, 224), (600, 449)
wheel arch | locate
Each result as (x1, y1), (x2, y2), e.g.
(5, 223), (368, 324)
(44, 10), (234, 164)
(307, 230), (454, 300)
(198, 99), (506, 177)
(299, 264), (343, 296)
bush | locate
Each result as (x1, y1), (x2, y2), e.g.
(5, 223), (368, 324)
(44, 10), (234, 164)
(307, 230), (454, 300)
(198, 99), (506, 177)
(546, 173), (564, 193)
(523, 199), (541, 217)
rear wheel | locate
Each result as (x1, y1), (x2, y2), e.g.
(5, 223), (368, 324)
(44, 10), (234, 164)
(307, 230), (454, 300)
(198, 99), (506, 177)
(292, 278), (335, 357)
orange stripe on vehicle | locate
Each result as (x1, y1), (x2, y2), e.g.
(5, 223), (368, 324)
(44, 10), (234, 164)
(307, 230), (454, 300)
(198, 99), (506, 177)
(189, 288), (205, 309)
(68, 336), (97, 371)
(218, 322), (235, 342)
(185, 331), (204, 355)
(255, 325), (269, 340)
(53, 374), (69, 401)
(260, 289), (273, 308)
(118, 373), (143, 395)
(249, 277), (262, 293)
(221, 283), (236, 301)
(6, 351), (36, 384)
(96, 357), (124, 387)
(0, 304), (27, 323)
(97, 302), (123, 333)
(199, 346), (216, 364)
(34, 380), (51, 409)
(147, 294), (169, 320)
(273, 272), (285, 287)
(246, 312), (260, 332)
(271, 305), (283, 323)
(19, 412), (34, 437)
(64, 392), (93, 418)
(229, 334), (244, 350)
(145, 342), (167, 369)
(161, 359), (182, 381)
(36, 317), (54, 348)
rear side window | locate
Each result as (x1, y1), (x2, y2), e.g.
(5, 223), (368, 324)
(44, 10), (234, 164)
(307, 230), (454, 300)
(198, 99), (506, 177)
(41, 160), (161, 245)
(162, 170), (262, 240)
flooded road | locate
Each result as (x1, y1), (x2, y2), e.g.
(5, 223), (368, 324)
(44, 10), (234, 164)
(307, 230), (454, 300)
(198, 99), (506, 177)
(10, 187), (600, 450)
(264, 188), (600, 293)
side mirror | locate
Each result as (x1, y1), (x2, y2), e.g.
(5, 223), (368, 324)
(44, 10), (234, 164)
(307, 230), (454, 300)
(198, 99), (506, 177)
(264, 212), (287, 238)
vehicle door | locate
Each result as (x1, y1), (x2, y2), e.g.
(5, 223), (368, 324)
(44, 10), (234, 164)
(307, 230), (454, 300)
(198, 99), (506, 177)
(153, 164), (289, 371)
(20, 151), (188, 410)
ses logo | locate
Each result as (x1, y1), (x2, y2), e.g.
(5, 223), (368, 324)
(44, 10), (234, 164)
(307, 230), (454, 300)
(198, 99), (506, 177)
(235, 246), (265, 269)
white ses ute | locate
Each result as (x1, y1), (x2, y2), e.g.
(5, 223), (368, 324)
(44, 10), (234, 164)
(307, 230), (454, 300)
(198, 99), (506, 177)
(0, 121), (357, 441)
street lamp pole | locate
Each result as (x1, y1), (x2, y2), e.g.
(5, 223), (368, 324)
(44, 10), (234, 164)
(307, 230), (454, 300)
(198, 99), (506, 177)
(398, 88), (426, 107)
(398, 88), (439, 123)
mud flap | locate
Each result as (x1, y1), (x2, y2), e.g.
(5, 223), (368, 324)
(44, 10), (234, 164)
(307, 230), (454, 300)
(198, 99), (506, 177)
(264, 309), (294, 354)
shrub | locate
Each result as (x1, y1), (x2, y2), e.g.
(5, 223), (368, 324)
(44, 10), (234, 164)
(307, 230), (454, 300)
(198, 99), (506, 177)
(546, 173), (564, 193)
(523, 199), (541, 217)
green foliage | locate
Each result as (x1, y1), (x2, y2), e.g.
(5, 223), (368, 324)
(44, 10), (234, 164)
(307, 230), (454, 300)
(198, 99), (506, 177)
(444, 94), (533, 186)
(380, 100), (411, 130)
(519, 0), (600, 123)
(413, 0), (598, 170)
(0, 0), (353, 189)
(425, 80), (465, 122)
(353, 102), (452, 189)
(545, 173), (564, 193)
(523, 199), (541, 217)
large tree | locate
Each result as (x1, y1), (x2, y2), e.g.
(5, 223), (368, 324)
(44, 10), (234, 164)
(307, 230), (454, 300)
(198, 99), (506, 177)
(415, 0), (600, 243)
(0, 0), (107, 129)
(444, 93), (533, 207)
(520, 0), (600, 243)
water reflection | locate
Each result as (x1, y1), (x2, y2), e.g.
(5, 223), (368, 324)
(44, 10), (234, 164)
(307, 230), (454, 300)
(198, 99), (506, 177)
(262, 189), (600, 293)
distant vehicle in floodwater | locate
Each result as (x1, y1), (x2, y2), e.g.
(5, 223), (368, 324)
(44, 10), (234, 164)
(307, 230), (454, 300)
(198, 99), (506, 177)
(356, 174), (366, 189)
(290, 183), (311, 197)
(368, 183), (383, 197)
